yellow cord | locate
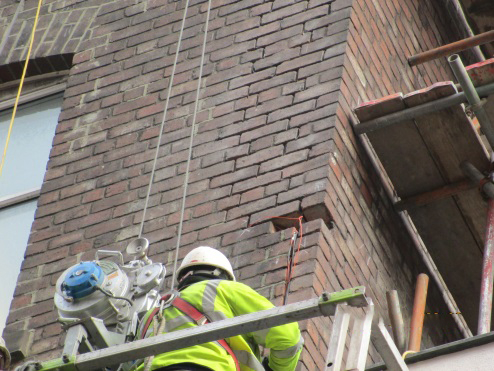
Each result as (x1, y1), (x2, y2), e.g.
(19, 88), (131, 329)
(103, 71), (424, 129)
(0, 0), (44, 177)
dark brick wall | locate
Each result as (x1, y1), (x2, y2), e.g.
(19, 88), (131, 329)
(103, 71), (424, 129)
(2, 0), (466, 368)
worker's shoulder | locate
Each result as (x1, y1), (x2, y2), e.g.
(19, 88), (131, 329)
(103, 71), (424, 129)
(217, 280), (260, 294)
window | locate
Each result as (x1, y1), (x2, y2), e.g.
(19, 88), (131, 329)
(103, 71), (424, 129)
(0, 92), (63, 333)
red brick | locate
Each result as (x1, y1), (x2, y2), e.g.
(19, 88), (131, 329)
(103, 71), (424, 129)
(230, 67), (275, 90)
(198, 217), (249, 240)
(219, 115), (266, 138)
(188, 161), (235, 183)
(217, 0), (264, 16)
(260, 149), (309, 173)
(210, 40), (256, 62)
(253, 47), (301, 71)
(240, 187), (265, 204)
(289, 103), (337, 127)
(246, 95), (293, 119)
(250, 72), (296, 93)
(265, 33), (311, 57)
(261, 2), (307, 24)
(216, 17), (260, 40)
(286, 129), (334, 153)
(210, 166), (259, 188)
(193, 136), (240, 157)
(282, 5), (329, 29)
(237, 146), (284, 169)
(268, 99), (316, 123)
(249, 200), (301, 227)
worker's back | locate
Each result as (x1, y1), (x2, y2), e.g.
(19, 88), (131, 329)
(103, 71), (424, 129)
(136, 279), (303, 371)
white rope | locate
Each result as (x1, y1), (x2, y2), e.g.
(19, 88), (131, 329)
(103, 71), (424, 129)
(138, 0), (192, 238)
(170, 0), (212, 291)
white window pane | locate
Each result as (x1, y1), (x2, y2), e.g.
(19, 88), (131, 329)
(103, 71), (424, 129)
(0, 94), (62, 198)
(0, 199), (37, 332)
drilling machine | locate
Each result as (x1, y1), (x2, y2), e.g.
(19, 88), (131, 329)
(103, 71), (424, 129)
(16, 237), (165, 371)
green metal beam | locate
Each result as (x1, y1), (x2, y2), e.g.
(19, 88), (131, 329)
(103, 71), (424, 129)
(31, 287), (368, 371)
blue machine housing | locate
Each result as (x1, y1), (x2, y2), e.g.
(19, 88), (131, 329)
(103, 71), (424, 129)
(62, 262), (105, 299)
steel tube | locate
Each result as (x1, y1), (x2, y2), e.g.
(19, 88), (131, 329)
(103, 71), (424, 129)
(394, 179), (474, 211)
(447, 0), (485, 62)
(386, 290), (407, 353)
(408, 30), (494, 66)
(355, 82), (494, 135)
(460, 161), (494, 200)
(409, 274), (429, 352)
(449, 54), (494, 149)
(478, 199), (494, 334)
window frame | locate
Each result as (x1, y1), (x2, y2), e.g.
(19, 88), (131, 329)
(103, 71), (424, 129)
(0, 82), (66, 210)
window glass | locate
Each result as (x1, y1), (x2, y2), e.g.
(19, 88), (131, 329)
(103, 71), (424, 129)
(0, 94), (62, 197)
(0, 93), (62, 333)
(0, 200), (37, 332)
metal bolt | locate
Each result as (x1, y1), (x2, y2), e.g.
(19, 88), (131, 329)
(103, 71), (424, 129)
(321, 292), (330, 302)
(106, 281), (112, 286)
(145, 271), (151, 276)
(62, 354), (70, 363)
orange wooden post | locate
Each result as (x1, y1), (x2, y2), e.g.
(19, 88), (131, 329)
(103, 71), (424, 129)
(408, 274), (429, 352)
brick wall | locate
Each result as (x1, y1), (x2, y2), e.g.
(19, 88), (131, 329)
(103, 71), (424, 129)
(2, 0), (466, 368)
(336, 0), (466, 350)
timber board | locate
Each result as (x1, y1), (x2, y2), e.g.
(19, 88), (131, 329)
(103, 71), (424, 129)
(354, 82), (490, 329)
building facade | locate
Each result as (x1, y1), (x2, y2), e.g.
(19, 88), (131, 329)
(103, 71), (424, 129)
(0, 0), (471, 368)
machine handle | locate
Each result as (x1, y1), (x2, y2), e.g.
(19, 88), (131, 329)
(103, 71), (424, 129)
(95, 250), (124, 265)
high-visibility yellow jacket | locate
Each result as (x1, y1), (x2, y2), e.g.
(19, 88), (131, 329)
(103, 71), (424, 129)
(136, 279), (303, 371)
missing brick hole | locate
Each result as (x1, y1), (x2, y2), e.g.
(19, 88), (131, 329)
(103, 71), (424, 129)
(269, 214), (306, 232)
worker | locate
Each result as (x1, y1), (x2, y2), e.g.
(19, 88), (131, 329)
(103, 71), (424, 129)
(135, 246), (304, 371)
(0, 336), (11, 370)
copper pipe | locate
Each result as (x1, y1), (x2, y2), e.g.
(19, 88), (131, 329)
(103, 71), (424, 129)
(478, 199), (494, 334)
(408, 30), (494, 66)
(386, 290), (407, 353)
(409, 274), (429, 352)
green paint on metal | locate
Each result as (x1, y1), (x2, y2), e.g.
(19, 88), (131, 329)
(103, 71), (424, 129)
(319, 286), (366, 305)
(37, 355), (77, 371)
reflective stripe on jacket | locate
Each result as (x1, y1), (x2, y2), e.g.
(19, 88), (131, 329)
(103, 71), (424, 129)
(136, 279), (303, 371)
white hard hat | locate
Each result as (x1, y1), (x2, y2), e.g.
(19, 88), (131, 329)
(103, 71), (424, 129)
(176, 246), (235, 281)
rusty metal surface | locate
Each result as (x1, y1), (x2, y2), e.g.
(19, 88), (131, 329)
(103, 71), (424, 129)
(478, 199), (494, 335)
(354, 77), (491, 329)
(408, 31), (494, 67)
(467, 58), (494, 145)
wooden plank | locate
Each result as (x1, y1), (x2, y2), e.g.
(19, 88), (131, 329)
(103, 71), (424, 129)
(408, 197), (482, 328)
(466, 58), (494, 87)
(403, 82), (489, 247)
(355, 93), (446, 198)
(355, 82), (490, 328)
(403, 81), (488, 182)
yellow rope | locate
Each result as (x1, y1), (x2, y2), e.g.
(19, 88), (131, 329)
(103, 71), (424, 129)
(0, 0), (44, 177)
